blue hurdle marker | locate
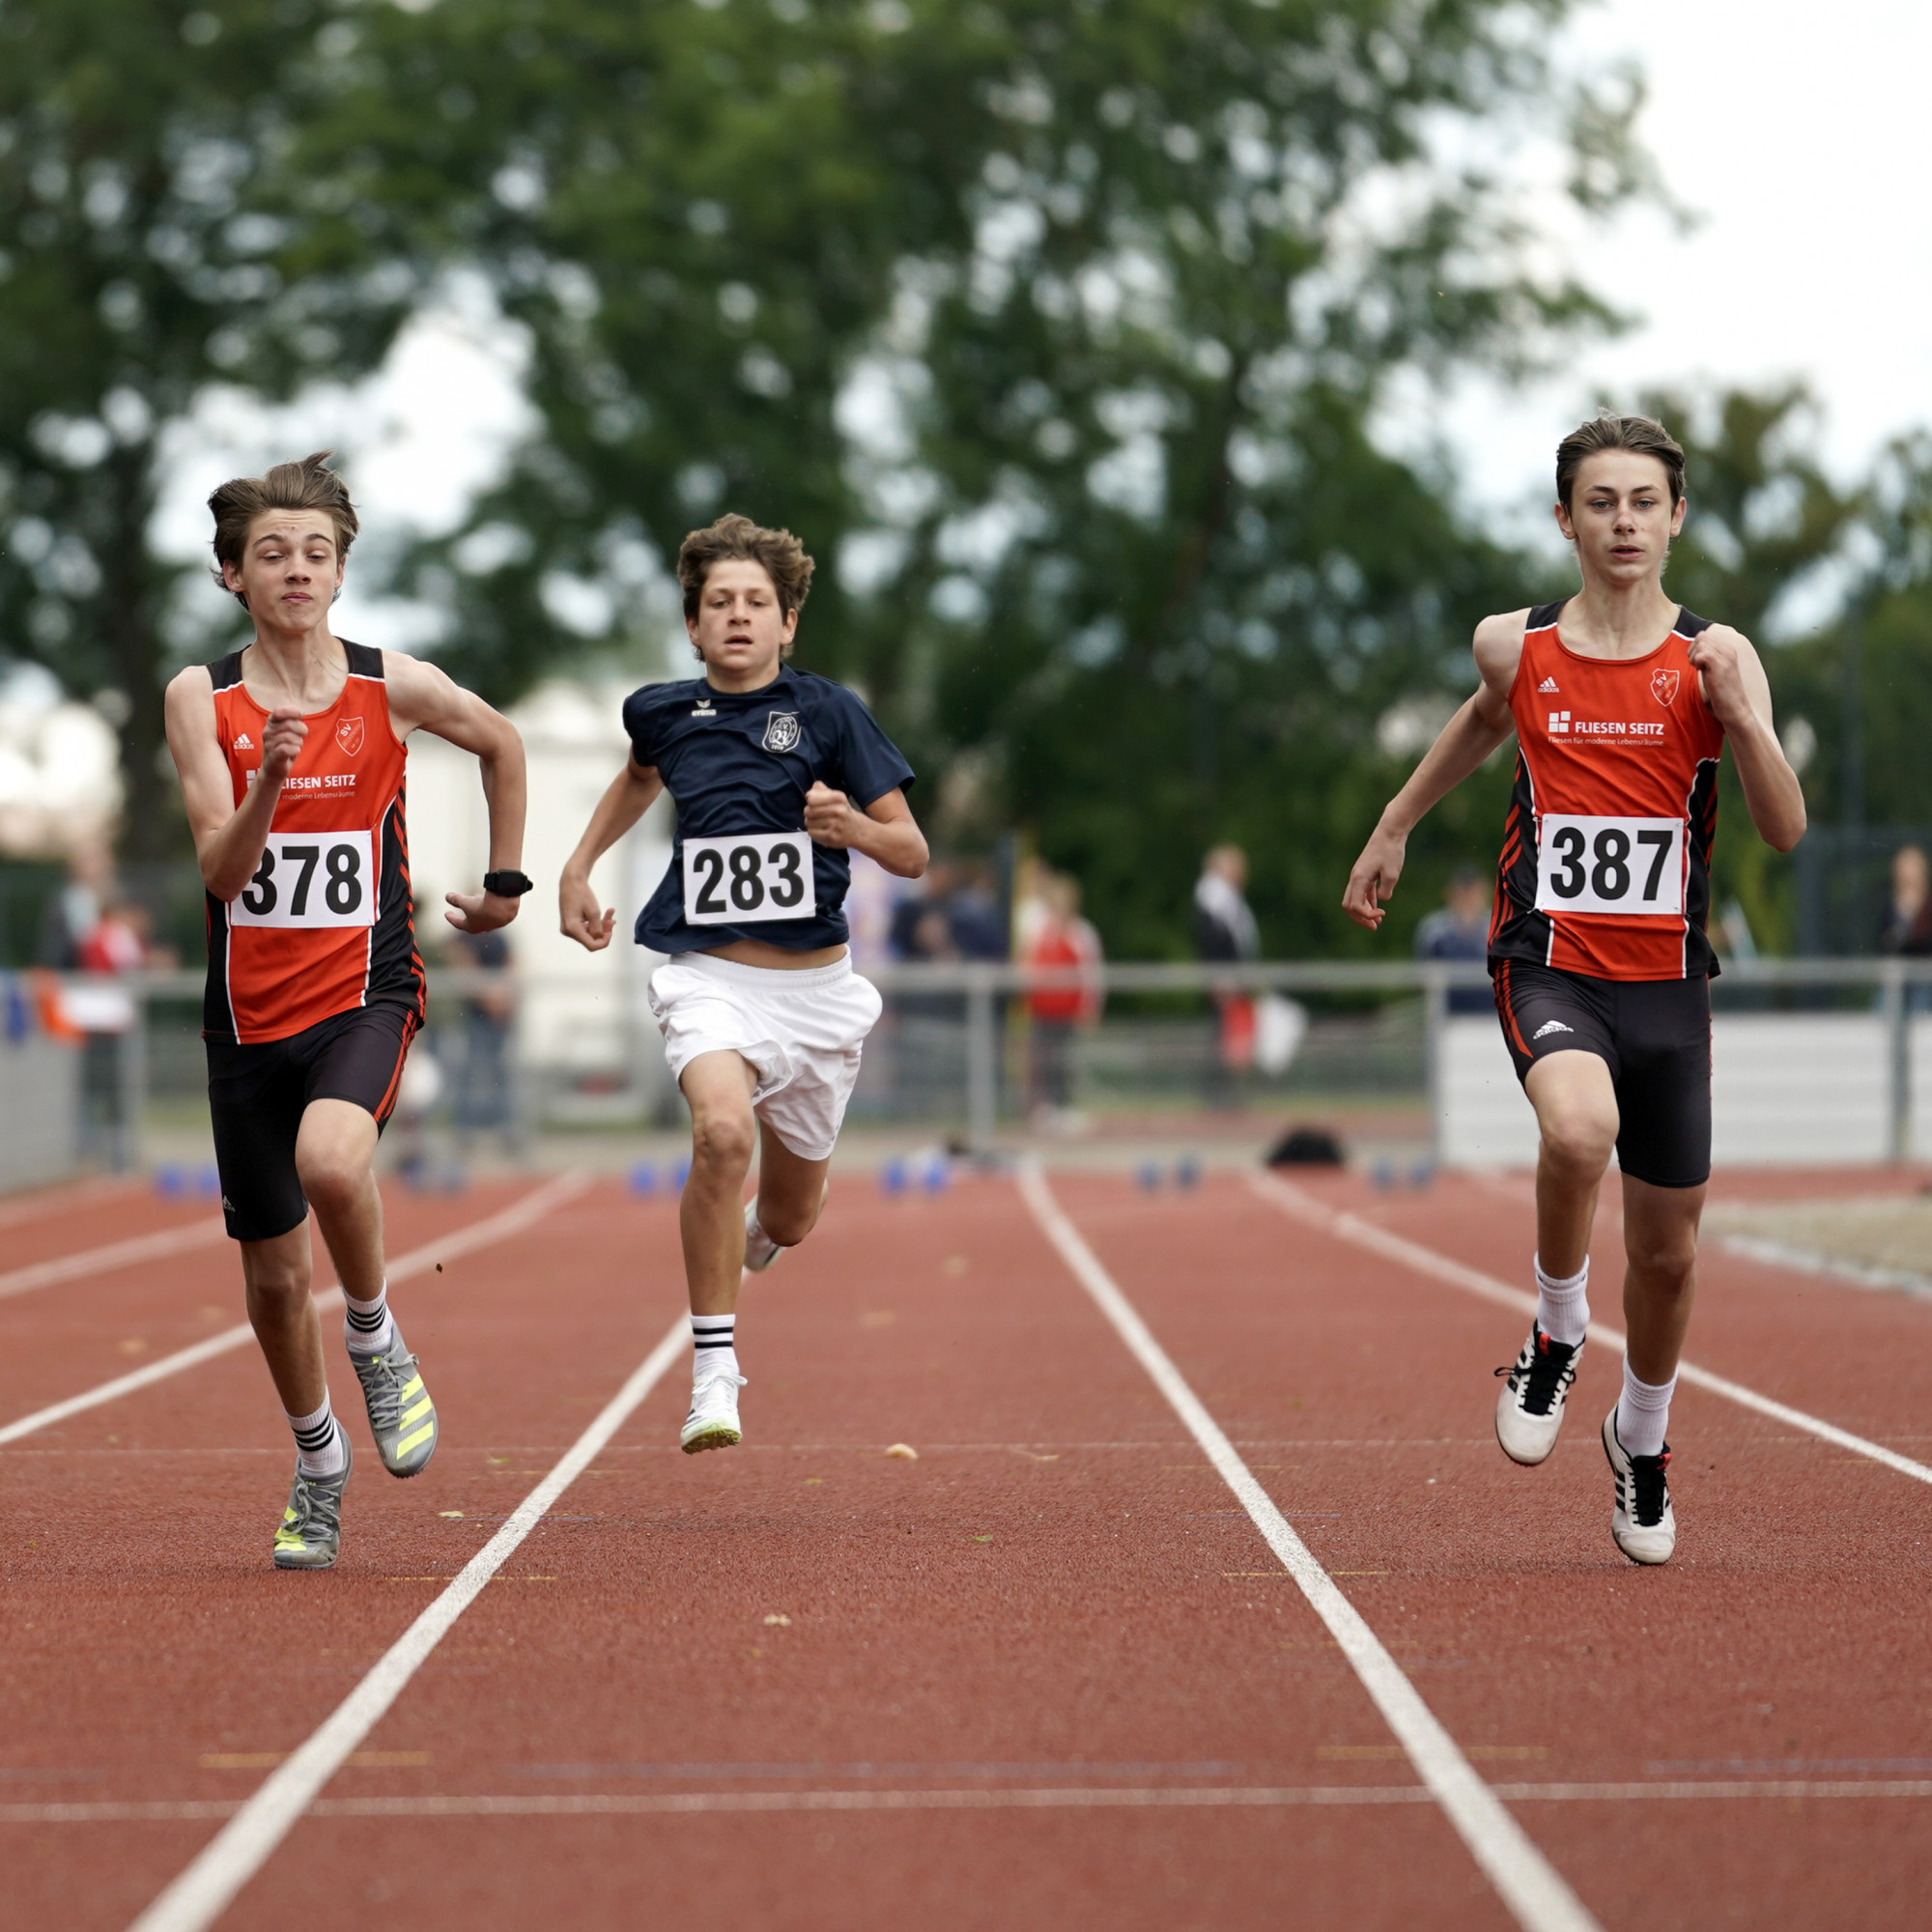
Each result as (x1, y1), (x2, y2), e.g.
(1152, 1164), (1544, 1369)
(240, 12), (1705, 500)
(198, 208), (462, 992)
(155, 1164), (185, 1199)
(879, 1158), (908, 1196)
(627, 1161), (657, 1197)
(197, 1165), (221, 1199)
(1136, 1161), (1161, 1192)
(1408, 1159), (1435, 1190)
(1174, 1155), (1201, 1191)
(920, 1154), (950, 1195)
(669, 1158), (691, 1193)
(1370, 1158), (1397, 1192)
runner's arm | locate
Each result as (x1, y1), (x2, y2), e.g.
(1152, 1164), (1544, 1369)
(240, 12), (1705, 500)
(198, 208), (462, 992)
(384, 653), (528, 930)
(163, 667), (304, 902)
(803, 782), (928, 879)
(1341, 611), (1525, 931)
(1688, 625), (1806, 852)
(558, 757), (665, 952)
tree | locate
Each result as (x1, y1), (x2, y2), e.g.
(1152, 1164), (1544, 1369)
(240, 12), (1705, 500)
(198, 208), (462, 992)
(0, 0), (418, 857)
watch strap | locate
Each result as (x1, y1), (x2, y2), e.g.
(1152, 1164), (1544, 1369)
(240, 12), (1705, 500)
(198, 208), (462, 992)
(483, 869), (534, 897)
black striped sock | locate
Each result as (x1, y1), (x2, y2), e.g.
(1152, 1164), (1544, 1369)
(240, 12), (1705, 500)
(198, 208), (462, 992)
(344, 1282), (391, 1354)
(691, 1314), (736, 1373)
(287, 1396), (344, 1475)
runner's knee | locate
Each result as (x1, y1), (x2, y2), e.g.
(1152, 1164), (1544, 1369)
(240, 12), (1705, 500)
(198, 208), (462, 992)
(1624, 1218), (1697, 1286)
(690, 1107), (756, 1175)
(1538, 1101), (1617, 1179)
(757, 1182), (824, 1247)
(296, 1147), (368, 1216)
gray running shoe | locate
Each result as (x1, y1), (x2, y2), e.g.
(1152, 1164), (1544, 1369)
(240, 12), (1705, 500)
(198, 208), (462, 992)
(349, 1321), (439, 1478)
(743, 1203), (784, 1273)
(272, 1433), (352, 1570)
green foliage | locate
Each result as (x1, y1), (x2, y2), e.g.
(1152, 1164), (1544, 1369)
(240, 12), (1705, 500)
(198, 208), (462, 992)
(0, 0), (416, 855)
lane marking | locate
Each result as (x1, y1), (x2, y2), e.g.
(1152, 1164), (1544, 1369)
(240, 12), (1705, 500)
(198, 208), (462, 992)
(0, 1218), (227, 1304)
(0, 1173), (591, 1449)
(15, 1778), (1931, 1827)
(1251, 1172), (1932, 1491)
(1018, 1165), (1601, 1932)
(124, 1310), (689, 1932)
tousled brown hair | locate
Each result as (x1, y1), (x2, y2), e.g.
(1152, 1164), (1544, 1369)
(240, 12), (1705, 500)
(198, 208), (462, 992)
(1555, 414), (1686, 510)
(209, 451), (359, 607)
(677, 514), (814, 655)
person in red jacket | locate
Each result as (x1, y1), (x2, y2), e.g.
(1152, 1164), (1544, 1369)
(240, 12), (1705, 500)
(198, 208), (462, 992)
(1344, 413), (1806, 1566)
(1024, 870), (1102, 1127)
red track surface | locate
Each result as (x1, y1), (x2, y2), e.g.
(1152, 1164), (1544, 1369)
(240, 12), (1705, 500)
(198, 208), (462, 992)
(2, 1165), (1928, 1930)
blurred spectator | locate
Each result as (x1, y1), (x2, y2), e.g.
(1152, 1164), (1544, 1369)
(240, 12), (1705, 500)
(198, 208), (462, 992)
(1879, 845), (1932, 956)
(1414, 867), (1493, 1013)
(40, 841), (112, 969)
(71, 896), (153, 1172)
(1024, 870), (1102, 1129)
(448, 924), (520, 1154)
(947, 859), (1009, 962)
(1194, 844), (1258, 1107)
(890, 859), (963, 966)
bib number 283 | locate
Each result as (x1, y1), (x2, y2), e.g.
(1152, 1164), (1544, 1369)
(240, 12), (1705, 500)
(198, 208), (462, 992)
(682, 830), (812, 925)
(230, 831), (375, 928)
(1535, 813), (1683, 917)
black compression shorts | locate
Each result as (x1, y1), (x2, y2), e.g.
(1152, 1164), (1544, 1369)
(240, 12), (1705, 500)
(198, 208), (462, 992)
(1491, 959), (1712, 1189)
(206, 1002), (417, 1242)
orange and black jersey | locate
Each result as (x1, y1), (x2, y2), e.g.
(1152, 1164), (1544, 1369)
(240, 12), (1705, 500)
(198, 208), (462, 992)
(1489, 604), (1727, 982)
(202, 642), (425, 1044)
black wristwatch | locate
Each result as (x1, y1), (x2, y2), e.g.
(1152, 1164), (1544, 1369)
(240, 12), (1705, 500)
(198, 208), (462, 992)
(482, 869), (534, 898)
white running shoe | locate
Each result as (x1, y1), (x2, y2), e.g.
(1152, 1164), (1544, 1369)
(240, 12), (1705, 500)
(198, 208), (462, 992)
(742, 1205), (783, 1274)
(680, 1371), (748, 1454)
(1602, 1406), (1676, 1565)
(1493, 1323), (1585, 1465)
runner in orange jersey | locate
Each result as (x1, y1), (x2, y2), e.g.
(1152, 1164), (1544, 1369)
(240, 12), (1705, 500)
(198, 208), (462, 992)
(1344, 414), (1806, 1566)
(164, 453), (529, 1570)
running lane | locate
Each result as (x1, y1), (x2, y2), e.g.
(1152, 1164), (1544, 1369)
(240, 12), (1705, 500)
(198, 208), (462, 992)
(1069, 1169), (1932, 1932)
(0, 1177), (622, 1928)
(97, 1173), (1537, 1932)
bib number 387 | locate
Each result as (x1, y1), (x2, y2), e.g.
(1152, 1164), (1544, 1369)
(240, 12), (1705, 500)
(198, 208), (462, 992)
(231, 831), (375, 928)
(682, 830), (812, 925)
(1535, 813), (1683, 917)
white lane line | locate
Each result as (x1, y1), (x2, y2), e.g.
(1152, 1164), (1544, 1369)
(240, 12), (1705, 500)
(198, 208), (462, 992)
(0, 1173), (591, 1449)
(13, 1778), (1932, 1827)
(0, 1218), (227, 1304)
(125, 1310), (689, 1932)
(1715, 1233), (1932, 1303)
(0, 1176), (140, 1234)
(1251, 1172), (1932, 1491)
(1018, 1165), (1601, 1932)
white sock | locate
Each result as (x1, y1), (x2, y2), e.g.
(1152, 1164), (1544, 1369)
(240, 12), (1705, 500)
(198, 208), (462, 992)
(344, 1281), (394, 1357)
(1534, 1254), (1590, 1347)
(288, 1394), (347, 1478)
(1617, 1363), (1675, 1459)
(692, 1313), (737, 1383)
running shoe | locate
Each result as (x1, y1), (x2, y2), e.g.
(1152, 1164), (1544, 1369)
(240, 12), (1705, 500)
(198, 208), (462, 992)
(1602, 1406), (1676, 1565)
(680, 1371), (748, 1453)
(1493, 1322), (1585, 1465)
(272, 1433), (353, 1570)
(743, 1204), (783, 1273)
(349, 1321), (439, 1478)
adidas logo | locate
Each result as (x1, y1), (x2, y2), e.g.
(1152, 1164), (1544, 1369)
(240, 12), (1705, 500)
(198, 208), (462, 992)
(1537, 677), (1559, 693)
(1531, 1020), (1574, 1040)
(234, 732), (254, 751)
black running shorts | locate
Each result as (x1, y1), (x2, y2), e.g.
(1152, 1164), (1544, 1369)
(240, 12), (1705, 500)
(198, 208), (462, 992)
(206, 1002), (417, 1242)
(1491, 959), (1712, 1189)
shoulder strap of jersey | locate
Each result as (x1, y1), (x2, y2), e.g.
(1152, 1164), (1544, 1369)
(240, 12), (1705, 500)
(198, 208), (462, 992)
(343, 640), (384, 680)
(1675, 607), (1712, 639)
(1525, 601), (1566, 630)
(206, 651), (244, 691)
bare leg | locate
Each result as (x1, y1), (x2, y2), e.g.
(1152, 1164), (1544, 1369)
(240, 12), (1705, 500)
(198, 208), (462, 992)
(240, 1223), (327, 1415)
(753, 1119), (831, 1250)
(1522, 1050), (1619, 1275)
(678, 1051), (760, 1317)
(295, 1099), (385, 1302)
(1619, 1176), (1704, 1383)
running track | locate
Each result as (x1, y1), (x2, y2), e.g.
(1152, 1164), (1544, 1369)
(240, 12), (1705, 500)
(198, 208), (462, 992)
(2, 1163), (1928, 1930)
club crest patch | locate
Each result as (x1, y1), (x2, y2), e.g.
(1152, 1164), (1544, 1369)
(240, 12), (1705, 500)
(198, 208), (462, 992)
(761, 712), (801, 754)
(1650, 668), (1680, 708)
(336, 717), (365, 756)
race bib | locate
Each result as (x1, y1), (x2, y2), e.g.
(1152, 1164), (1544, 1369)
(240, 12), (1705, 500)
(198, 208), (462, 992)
(230, 831), (376, 928)
(1535, 814), (1683, 917)
(682, 830), (813, 925)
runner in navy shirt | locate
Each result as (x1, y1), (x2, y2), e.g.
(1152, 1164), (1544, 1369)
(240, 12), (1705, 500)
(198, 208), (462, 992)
(624, 664), (914, 956)
(560, 515), (928, 1456)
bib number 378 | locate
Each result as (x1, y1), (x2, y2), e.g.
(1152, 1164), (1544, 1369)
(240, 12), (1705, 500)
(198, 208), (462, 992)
(230, 831), (375, 928)
(682, 830), (812, 925)
(1535, 813), (1683, 917)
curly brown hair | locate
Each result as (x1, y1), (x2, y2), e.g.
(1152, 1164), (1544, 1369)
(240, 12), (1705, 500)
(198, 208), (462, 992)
(676, 514), (814, 654)
(208, 451), (359, 609)
(1555, 414), (1686, 510)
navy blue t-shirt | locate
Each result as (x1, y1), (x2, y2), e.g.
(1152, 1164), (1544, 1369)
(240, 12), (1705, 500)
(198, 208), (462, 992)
(624, 665), (915, 954)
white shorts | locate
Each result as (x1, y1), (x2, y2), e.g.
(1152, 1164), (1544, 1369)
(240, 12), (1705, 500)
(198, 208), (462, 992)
(647, 951), (883, 1162)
